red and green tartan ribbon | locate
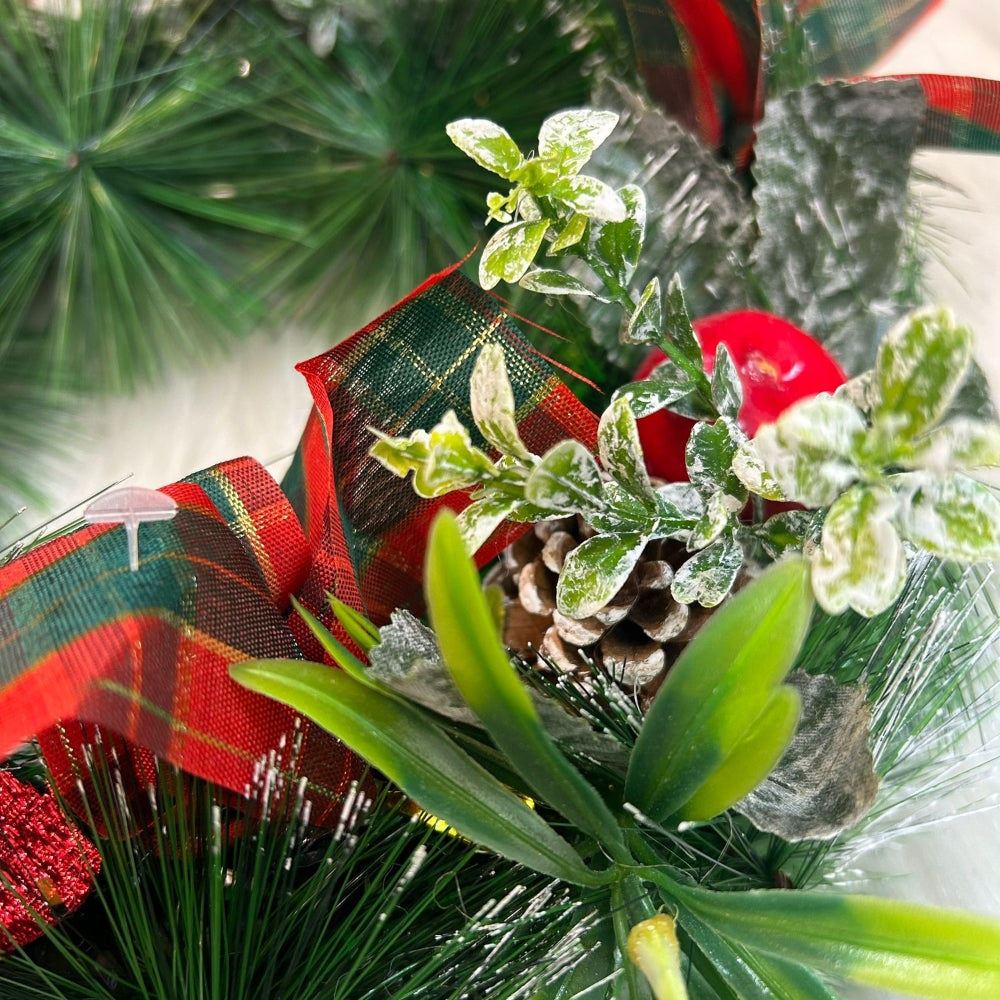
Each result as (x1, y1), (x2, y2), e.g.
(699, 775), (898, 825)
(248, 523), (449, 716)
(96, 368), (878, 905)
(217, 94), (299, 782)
(610, 0), (1000, 158)
(0, 267), (597, 849)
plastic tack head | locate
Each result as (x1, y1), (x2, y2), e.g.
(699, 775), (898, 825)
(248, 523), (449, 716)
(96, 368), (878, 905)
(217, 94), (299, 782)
(83, 487), (178, 572)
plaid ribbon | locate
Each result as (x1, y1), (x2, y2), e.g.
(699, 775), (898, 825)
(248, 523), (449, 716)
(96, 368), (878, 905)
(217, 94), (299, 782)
(610, 0), (1000, 158)
(0, 267), (597, 837)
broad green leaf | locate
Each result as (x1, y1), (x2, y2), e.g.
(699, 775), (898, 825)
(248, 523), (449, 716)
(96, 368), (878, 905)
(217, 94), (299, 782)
(756, 509), (822, 559)
(810, 485), (906, 617)
(677, 685), (801, 822)
(519, 268), (605, 300)
(662, 275), (705, 372)
(625, 276), (663, 346)
(537, 108), (618, 176)
(598, 395), (654, 498)
(685, 417), (748, 505)
(479, 219), (550, 289)
(751, 394), (864, 506)
(455, 493), (518, 554)
(583, 184), (645, 291)
(426, 512), (628, 859)
(873, 306), (974, 440)
(327, 595), (380, 654)
(675, 883), (1000, 1000)
(370, 411), (497, 497)
(469, 343), (530, 460)
(670, 531), (744, 607)
(732, 438), (788, 501)
(627, 915), (689, 1000)
(626, 557), (813, 823)
(897, 474), (1000, 562)
(524, 439), (606, 518)
(547, 211), (588, 252)
(907, 417), (1000, 472)
(549, 174), (626, 222)
(230, 660), (607, 888)
(557, 531), (648, 619)
(711, 344), (743, 421)
(446, 118), (524, 179)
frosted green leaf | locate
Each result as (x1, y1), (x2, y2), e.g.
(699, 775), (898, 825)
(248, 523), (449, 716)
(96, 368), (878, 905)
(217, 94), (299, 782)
(663, 275), (704, 371)
(873, 306), (974, 439)
(897, 474), (1000, 562)
(732, 438), (788, 501)
(456, 494), (519, 555)
(655, 482), (703, 532)
(469, 343), (530, 460)
(757, 510), (822, 559)
(752, 395), (864, 506)
(446, 118), (524, 179)
(671, 532), (744, 607)
(370, 410), (496, 498)
(711, 344), (743, 421)
(598, 395), (653, 498)
(687, 491), (731, 551)
(811, 485), (906, 617)
(524, 439), (605, 518)
(519, 268), (605, 300)
(557, 531), (648, 619)
(907, 418), (1000, 473)
(517, 189), (543, 222)
(582, 184), (645, 290)
(547, 212), (588, 252)
(479, 220), (550, 289)
(549, 174), (626, 223)
(624, 276), (662, 346)
(537, 108), (619, 176)
(685, 417), (747, 505)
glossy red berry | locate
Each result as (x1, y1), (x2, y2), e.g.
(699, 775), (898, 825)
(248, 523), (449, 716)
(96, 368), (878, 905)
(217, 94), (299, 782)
(634, 310), (847, 482)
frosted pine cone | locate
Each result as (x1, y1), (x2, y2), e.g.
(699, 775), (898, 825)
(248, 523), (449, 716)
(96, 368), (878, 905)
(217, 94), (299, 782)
(485, 517), (715, 696)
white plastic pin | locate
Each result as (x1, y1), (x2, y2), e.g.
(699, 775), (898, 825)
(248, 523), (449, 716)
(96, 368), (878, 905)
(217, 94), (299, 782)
(84, 487), (178, 572)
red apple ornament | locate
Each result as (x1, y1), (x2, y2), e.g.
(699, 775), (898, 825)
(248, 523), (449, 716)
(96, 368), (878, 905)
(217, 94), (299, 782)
(634, 310), (847, 483)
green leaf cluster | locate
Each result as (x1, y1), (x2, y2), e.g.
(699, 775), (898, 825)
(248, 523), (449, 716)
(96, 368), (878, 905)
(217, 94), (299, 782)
(232, 511), (1000, 999)
(736, 307), (1000, 616)
(370, 339), (753, 611)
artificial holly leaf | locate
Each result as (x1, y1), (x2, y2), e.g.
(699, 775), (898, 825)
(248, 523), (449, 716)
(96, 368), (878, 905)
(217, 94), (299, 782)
(445, 118), (524, 178)
(581, 184), (645, 291)
(662, 275), (704, 372)
(479, 219), (550, 289)
(810, 485), (907, 617)
(873, 306), (974, 440)
(654, 482), (704, 534)
(711, 343), (743, 421)
(614, 359), (708, 422)
(598, 396), (654, 499)
(557, 531), (648, 619)
(685, 416), (747, 505)
(624, 276), (662, 346)
(751, 80), (925, 374)
(537, 108), (619, 176)
(897, 474), (1000, 562)
(686, 491), (733, 552)
(671, 531), (744, 608)
(524, 439), (606, 519)
(549, 174), (626, 222)
(470, 343), (531, 460)
(547, 212), (588, 253)
(749, 394), (864, 506)
(456, 494), (519, 554)
(756, 510), (823, 559)
(907, 417), (1000, 472)
(370, 410), (496, 497)
(519, 268), (605, 300)
(736, 672), (879, 841)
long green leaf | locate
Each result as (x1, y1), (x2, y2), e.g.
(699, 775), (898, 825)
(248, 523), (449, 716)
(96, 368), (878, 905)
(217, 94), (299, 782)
(425, 511), (629, 861)
(230, 659), (608, 888)
(676, 884), (1000, 1000)
(625, 557), (813, 823)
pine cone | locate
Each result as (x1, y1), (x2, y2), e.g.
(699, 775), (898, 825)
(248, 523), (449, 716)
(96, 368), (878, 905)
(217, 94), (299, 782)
(485, 517), (716, 698)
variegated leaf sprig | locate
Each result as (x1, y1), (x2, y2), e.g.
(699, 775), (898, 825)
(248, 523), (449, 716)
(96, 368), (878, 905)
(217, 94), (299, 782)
(370, 342), (751, 613)
(735, 306), (1000, 616)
